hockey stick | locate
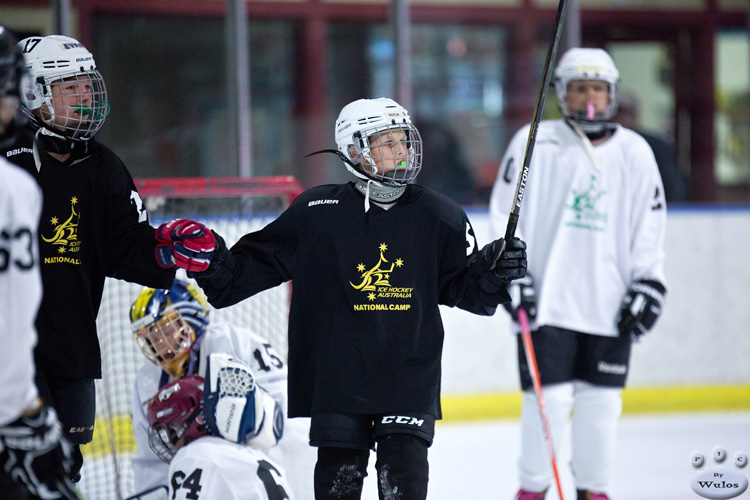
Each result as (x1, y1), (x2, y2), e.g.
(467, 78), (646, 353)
(504, 0), (570, 241)
(504, 3), (569, 497)
(518, 307), (565, 500)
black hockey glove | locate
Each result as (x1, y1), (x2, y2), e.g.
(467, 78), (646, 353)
(187, 230), (228, 279)
(0, 402), (79, 500)
(617, 279), (667, 341)
(503, 273), (537, 321)
(477, 237), (527, 294)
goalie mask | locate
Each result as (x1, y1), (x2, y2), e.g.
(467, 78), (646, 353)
(554, 47), (620, 133)
(334, 98), (422, 187)
(130, 279), (210, 379)
(146, 375), (209, 462)
(18, 35), (109, 141)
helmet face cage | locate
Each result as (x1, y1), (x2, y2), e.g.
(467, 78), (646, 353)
(33, 71), (109, 140)
(335, 98), (423, 186)
(133, 307), (196, 378)
(130, 280), (210, 376)
(146, 375), (207, 462)
(19, 35), (110, 140)
(554, 48), (620, 133)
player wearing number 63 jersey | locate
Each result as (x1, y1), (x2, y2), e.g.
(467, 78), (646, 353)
(130, 279), (315, 499)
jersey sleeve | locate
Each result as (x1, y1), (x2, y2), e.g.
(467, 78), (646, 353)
(628, 138), (668, 287)
(105, 152), (174, 288)
(0, 162), (42, 426)
(194, 201), (299, 309)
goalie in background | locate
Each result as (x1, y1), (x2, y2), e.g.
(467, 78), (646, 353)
(0, 25), (78, 500)
(153, 97), (528, 500)
(2, 34), (177, 482)
(129, 279), (315, 499)
(489, 48), (667, 500)
(146, 373), (294, 500)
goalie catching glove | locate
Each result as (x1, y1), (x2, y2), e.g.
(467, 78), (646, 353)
(155, 218), (216, 272)
(503, 272), (537, 321)
(202, 353), (283, 448)
(0, 401), (78, 500)
(617, 279), (666, 341)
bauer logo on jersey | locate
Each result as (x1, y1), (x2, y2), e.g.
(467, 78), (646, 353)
(565, 174), (607, 232)
(350, 242), (412, 312)
(41, 196), (82, 265)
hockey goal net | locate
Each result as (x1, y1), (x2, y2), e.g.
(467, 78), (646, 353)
(78, 176), (303, 500)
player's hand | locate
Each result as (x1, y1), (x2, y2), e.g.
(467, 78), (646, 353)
(0, 402), (79, 500)
(503, 273), (537, 321)
(486, 237), (528, 282)
(202, 353), (283, 449)
(617, 279), (666, 341)
(155, 218), (215, 272)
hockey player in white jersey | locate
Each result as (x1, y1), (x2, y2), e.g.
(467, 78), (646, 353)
(0, 25), (78, 500)
(129, 278), (315, 499)
(146, 373), (294, 500)
(489, 48), (667, 500)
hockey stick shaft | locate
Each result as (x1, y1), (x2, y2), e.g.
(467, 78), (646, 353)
(518, 307), (565, 500)
(504, 0), (570, 241)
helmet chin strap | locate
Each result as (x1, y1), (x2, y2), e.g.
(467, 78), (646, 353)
(35, 126), (75, 154)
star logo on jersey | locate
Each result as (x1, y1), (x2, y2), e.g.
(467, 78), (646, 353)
(565, 175), (607, 232)
(41, 196), (82, 265)
(351, 243), (412, 312)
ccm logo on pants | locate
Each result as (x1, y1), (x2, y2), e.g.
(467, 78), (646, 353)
(381, 416), (424, 426)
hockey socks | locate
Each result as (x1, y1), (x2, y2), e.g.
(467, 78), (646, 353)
(375, 433), (429, 500)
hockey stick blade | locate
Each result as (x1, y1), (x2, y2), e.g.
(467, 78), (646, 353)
(518, 306), (565, 500)
(504, 0), (570, 242)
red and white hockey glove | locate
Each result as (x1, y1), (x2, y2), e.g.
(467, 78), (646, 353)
(155, 218), (216, 272)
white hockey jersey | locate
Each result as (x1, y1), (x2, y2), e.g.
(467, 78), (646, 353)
(131, 321), (315, 498)
(489, 120), (667, 336)
(168, 436), (294, 500)
(0, 159), (42, 426)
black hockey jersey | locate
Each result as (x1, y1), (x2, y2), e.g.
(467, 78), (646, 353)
(195, 182), (510, 418)
(1, 130), (175, 379)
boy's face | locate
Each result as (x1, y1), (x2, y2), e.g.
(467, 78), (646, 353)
(565, 79), (610, 118)
(365, 129), (409, 175)
(39, 75), (96, 130)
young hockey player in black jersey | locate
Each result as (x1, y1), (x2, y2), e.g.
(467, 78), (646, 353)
(157, 97), (527, 500)
(0, 25), (78, 500)
(1, 35), (181, 482)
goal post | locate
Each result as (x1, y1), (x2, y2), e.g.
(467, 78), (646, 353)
(78, 176), (303, 500)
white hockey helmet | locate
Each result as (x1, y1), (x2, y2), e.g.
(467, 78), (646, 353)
(18, 35), (109, 140)
(554, 47), (620, 133)
(335, 97), (422, 186)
